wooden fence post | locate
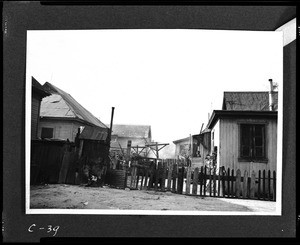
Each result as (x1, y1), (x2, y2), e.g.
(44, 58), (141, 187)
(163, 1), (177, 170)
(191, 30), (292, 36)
(262, 170), (266, 200)
(213, 168), (217, 197)
(177, 166), (184, 194)
(209, 167), (212, 197)
(268, 170), (271, 200)
(250, 170), (256, 199)
(186, 166), (192, 195)
(199, 166), (203, 196)
(167, 159), (173, 191)
(235, 169), (241, 198)
(203, 166), (207, 197)
(192, 167), (199, 195)
(222, 167), (226, 197)
(226, 168), (230, 197)
(172, 162), (177, 193)
(161, 160), (167, 192)
(273, 171), (276, 201)
(242, 170), (248, 199)
(258, 170), (261, 200)
(231, 169), (234, 198)
(217, 169), (221, 197)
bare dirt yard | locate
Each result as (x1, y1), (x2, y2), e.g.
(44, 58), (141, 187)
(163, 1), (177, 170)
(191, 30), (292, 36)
(30, 184), (276, 212)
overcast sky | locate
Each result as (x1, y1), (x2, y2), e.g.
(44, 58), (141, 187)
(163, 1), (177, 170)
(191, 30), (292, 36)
(26, 29), (282, 143)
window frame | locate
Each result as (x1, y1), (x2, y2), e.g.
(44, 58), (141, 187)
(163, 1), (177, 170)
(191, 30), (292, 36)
(41, 127), (54, 139)
(237, 121), (268, 163)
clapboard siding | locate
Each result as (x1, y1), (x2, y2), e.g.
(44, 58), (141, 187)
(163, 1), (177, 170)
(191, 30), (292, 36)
(38, 120), (84, 142)
(219, 118), (277, 173)
(31, 97), (41, 139)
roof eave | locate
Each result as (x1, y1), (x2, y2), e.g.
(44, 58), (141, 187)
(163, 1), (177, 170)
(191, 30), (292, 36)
(207, 110), (278, 129)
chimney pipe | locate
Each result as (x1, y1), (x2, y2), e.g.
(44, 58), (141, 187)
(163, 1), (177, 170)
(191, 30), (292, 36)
(268, 79), (274, 111)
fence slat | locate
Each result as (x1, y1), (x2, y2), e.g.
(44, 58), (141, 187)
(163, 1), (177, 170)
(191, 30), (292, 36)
(186, 166), (192, 195)
(213, 169), (217, 197)
(258, 170), (261, 200)
(235, 169), (241, 198)
(161, 161), (167, 191)
(273, 171), (276, 201)
(262, 170), (266, 200)
(143, 168), (148, 190)
(199, 166), (203, 196)
(177, 167), (184, 194)
(154, 162), (160, 191)
(209, 168), (212, 197)
(222, 167), (226, 197)
(192, 167), (199, 195)
(217, 170), (221, 197)
(250, 170), (256, 199)
(167, 159), (172, 191)
(242, 170), (248, 198)
(172, 163), (177, 193)
(268, 170), (271, 200)
(231, 169), (234, 198)
(136, 168), (140, 189)
(227, 168), (230, 197)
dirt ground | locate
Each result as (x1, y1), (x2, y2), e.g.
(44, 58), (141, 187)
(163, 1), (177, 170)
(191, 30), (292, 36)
(30, 184), (276, 212)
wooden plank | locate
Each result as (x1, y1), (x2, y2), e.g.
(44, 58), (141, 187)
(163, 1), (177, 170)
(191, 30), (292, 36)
(58, 151), (71, 184)
(203, 166), (207, 197)
(231, 169), (234, 198)
(186, 166), (192, 195)
(192, 167), (199, 195)
(222, 167), (226, 197)
(161, 161), (167, 191)
(140, 167), (144, 190)
(273, 171), (276, 201)
(262, 170), (266, 200)
(148, 164), (154, 189)
(268, 170), (271, 200)
(143, 168), (148, 190)
(227, 168), (230, 197)
(209, 167), (212, 197)
(177, 167), (184, 194)
(199, 166), (203, 196)
(167, 159), (173, 191)
(171, 163), (177, 193)
(213, 168), (216, 197)
(154, 162), (159, 191)
(242, 170), (248, 199)
(250, 170), (256, 199)
(217, 169), (221, 197)
(136, 168), (140, 189)
(235, 169), (241, 198)
(258, 170), (261, 200)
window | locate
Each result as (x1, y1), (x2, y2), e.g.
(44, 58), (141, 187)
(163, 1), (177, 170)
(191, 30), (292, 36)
(240, 124), (266, 161)
(41, 127), (54, 139)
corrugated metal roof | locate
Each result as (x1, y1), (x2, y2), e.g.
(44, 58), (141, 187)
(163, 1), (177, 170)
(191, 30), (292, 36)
(222, 91), (278, 111)
(41, 82), (108, 129)
(107, 124), (151, 138)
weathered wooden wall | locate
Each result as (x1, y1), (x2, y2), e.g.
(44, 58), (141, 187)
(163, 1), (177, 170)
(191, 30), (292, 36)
(218, 118), (277, 173)
(38, 120), (83, 142)
(31, 97), (41, 139)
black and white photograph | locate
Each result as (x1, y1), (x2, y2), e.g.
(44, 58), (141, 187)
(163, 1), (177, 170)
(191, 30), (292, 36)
(26, 25), (291, 215)
(3, 2), (297, 242)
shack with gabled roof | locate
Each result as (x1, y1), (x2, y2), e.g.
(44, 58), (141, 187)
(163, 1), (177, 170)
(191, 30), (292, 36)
(38, 82), (108, 142)
(207, 84), (278, 174)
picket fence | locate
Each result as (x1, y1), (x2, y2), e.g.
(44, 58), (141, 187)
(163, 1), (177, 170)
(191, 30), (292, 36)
(128, 159), (276, 201)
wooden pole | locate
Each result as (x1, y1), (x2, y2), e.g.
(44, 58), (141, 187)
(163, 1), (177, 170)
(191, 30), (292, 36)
(108, 107), (115, 143)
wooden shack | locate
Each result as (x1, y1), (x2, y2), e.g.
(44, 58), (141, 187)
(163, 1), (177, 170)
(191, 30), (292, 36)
(207, 91), (278, 174)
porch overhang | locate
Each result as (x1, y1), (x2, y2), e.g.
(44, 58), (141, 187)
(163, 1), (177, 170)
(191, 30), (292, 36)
(207, 110), (278, 129)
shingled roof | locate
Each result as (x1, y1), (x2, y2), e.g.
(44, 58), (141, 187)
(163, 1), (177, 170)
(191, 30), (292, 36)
(222, 91), (278, 111)
(40, 82), (107, 129)
(108, 124), (151, 139)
